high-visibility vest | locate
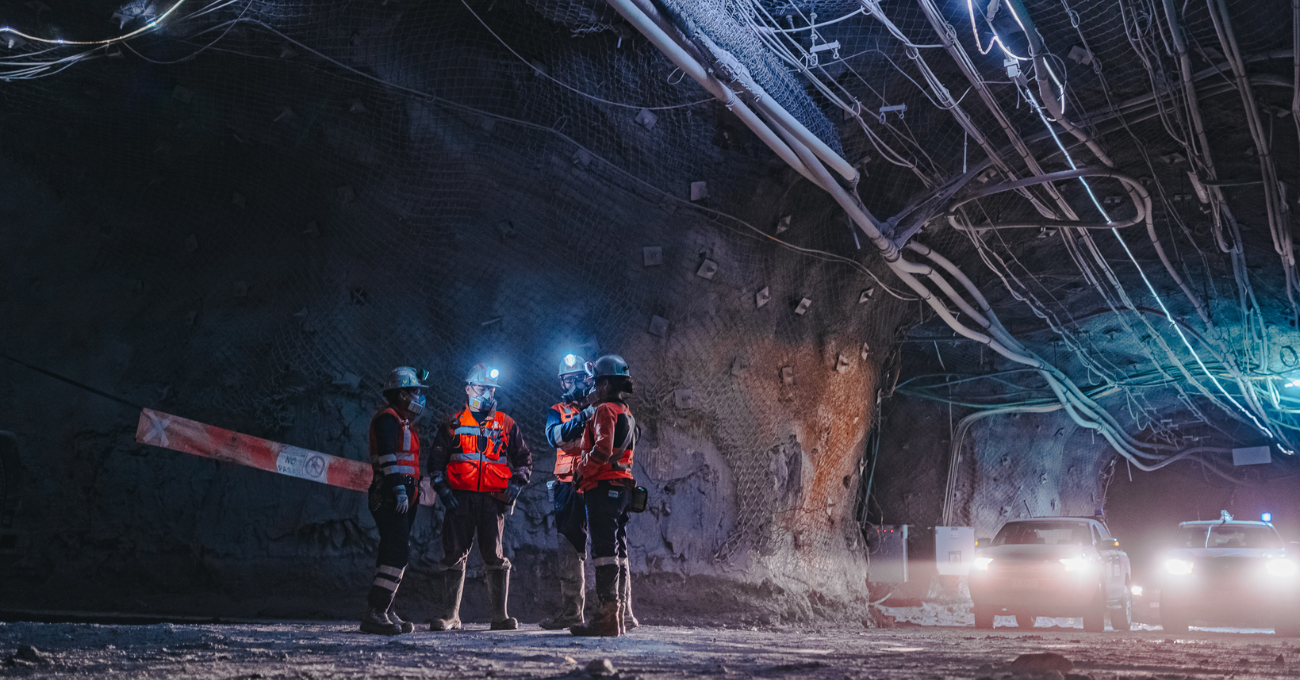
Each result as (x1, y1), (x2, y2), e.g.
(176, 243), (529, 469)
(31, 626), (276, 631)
(368, 407), (419, 479)
(445, 408), (514, 493)
(577, 401), (635, 492)
(551, 402), (582, 484)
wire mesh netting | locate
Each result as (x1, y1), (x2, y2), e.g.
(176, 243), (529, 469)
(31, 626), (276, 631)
(4, 0), (1300, 589)
(0, 0), (924, 579)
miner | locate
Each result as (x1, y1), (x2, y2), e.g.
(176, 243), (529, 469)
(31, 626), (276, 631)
(360, 366), (427, 636)
(570, 355), (639, 637)
(426, 363), (533, 631)
(538, 354), (594, 630)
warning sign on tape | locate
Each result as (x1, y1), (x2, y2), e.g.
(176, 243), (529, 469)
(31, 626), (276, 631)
(135, 408), (372, 491)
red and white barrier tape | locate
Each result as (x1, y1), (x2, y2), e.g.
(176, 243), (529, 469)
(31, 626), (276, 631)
(134, 408), (373, 491)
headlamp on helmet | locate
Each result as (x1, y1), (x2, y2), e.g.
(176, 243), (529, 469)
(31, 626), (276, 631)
(559, 353), (592, 402)
(466, 363), (501, 412)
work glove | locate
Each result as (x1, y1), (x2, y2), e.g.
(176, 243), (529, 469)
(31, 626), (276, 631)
(393, 484), (410, 514)
(504, 481), (523, 504)
(580, 405), (596, 420)
(436, 485), (459, 512)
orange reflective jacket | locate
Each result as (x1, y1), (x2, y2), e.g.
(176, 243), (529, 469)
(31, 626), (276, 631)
(577, 401), (636, 492)
(368, 407), (420, 479)
(445, 408), (514, 493)
(550, 402), (582, 484)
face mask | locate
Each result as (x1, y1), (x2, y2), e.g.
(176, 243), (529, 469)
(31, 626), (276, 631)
(469, 391), (496, 413)
(405, 393), (426, 417)
(561, 382), (590, 404)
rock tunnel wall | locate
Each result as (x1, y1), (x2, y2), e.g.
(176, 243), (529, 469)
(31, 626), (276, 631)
(868, 394), (1113, 596)
(0, 0), (915, 623)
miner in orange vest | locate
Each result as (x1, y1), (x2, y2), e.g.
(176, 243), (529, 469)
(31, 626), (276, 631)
(360, 366), (427, 636)
(570, 355), (639, 637)
(538, 353), (595, 629)
(426, 363), (533, 631)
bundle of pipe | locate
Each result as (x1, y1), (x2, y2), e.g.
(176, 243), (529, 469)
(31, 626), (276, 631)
(602, 0), (1235, 476)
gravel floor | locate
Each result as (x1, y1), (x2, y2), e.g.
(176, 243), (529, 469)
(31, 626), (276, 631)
(2, 619), (1299, 679)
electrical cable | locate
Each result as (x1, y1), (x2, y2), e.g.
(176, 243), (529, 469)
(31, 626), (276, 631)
(458, 0), (714, 111)
(0, 0), (190, 45)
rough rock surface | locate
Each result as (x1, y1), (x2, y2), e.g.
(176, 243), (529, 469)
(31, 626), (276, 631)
(1, 621), (1297, 678)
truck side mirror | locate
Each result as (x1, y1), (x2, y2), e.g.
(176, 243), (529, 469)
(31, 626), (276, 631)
(976, 537), (991, 548)
(1109, 538), (1120, 549)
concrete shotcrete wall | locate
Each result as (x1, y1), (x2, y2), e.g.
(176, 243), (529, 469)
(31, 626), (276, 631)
(0, 2), (912, 622)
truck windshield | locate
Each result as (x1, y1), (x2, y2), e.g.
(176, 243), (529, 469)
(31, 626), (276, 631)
(1208, 525), (1283, 549)
(1175, 525), (1208, 548)
(991, 521), (1093, 546)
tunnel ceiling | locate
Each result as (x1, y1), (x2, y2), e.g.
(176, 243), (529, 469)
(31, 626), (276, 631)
(4, 0), (1300, 487)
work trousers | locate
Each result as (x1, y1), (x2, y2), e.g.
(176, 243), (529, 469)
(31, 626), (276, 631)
(441, 489), (507, 569)
(585, 480), (631, 604)
(366, 480), (418, 609)
(552, 480), (588, 554)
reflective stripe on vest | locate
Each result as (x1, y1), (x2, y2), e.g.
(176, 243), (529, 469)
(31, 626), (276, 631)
(445, 408), (513, 493)
(577, 401), (635, 492)
(369, 407), (420, 480)
(551, 402), (581, 483)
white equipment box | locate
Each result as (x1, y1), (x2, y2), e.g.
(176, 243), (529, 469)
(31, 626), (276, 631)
(867, 524), (908, 583)
(935, 526), (975, 576)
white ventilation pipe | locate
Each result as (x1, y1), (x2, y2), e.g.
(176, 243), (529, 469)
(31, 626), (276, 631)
(599, 0), (819, 186)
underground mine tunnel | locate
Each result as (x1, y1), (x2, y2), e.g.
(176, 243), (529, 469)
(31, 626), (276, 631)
(6, 0), (1300, 676)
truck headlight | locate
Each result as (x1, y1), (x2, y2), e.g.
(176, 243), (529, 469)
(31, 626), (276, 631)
(973, 557), (993, 571)
(1165, 558), (1194, 576)
(1267, 559), (1298, 577)
(1060, 556), (1090, 572)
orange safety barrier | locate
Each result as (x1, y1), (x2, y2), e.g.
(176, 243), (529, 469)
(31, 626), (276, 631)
(135, 408), (372, 491)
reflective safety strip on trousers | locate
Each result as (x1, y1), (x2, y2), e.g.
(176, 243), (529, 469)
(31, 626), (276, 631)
(373, 564), (405, 591)
(592, 556), (619, 567)
(135, 408), (373, 491)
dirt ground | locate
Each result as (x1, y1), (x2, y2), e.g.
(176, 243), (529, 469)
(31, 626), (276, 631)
(2, 616), (1300, 679)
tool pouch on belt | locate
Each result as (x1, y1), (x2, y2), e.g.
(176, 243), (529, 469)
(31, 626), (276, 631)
(629, 486), (649, 513)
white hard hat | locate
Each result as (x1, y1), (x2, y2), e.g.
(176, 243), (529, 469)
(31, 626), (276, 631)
(465, 363), (502, 388)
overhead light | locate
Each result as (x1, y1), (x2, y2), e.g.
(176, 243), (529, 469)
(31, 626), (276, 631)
(1263, 512), (1273, 523)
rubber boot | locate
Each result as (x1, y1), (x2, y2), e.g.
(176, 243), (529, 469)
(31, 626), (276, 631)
(540, 542), (586, 630)
(570, 601), (621, 637)
(386, 605), (415, 634)
(571, 562), (621, 637)
(487, 563), (519, 630)
(429, 565), (465, 631)
(359, 607), (402, 636)
(618, 559), (638, 631)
